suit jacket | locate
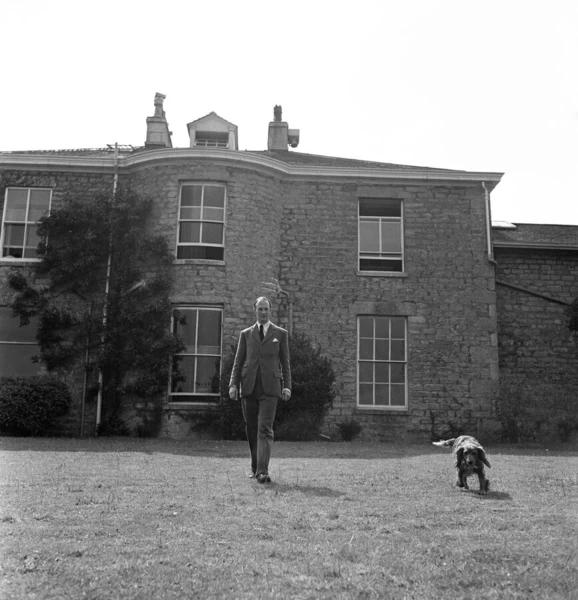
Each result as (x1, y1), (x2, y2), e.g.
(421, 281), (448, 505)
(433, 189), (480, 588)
(229, 322), (291, 398)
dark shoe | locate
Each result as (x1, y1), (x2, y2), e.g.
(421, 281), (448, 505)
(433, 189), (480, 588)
(256, 474), (271, 484)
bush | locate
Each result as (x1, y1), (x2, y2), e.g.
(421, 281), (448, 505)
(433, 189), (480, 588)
(220, 331), (336, 441)
(336, 418), (363, 442)
(0, 375), (72, 436)
(275, 410), (321, 441)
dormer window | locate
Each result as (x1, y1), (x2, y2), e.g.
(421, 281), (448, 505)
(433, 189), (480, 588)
(194, 131), (229, 148)
(187, 112), (238, 150)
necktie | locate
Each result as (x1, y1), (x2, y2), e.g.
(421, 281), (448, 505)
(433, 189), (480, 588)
(259, 325), (264, 341)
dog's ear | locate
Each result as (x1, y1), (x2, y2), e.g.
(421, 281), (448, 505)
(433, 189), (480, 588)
(455, 447), (464, 467)
(479, 449), (491, 468)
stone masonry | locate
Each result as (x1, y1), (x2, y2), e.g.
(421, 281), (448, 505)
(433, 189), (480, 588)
(1, 150), (502, 440)
(495, 246), (578, 441)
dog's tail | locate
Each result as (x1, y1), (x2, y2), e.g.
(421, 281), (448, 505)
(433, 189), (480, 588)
(432, 438), (456, 448)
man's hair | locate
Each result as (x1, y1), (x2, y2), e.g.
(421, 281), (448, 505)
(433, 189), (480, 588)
(254, 296), (272, 309)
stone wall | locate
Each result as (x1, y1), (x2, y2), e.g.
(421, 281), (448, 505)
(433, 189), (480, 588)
(0, 168), (116, 436)
(279, 180), (500, 441)
(1, 162), (502, 440)
(495, 247), (578, 441)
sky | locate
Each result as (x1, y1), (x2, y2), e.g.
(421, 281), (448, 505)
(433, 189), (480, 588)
(1, 0), (577, 225)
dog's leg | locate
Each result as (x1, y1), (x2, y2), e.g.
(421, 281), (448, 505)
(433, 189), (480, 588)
(477, 471), (488, 495)
(457, 468), (468, 490)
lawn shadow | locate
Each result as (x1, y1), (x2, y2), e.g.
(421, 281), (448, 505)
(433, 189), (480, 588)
(268, 481), (345, 498)
(462, 489), (513, 501)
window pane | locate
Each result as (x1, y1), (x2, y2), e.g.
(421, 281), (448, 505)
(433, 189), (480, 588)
(391, 363), (405, 383)
(391, 385), (405, 406)
(0, 345), (40, 377)
(359, 199), (401, 217)
(24, 225), (40, 257)
(375, 317), (389, 338)
(201, 223), (223, 244)
(181, 186), (202, 206)
(4, 224), (25, 247)
(172, 356), (195, 392)
(28, 190), (51, 221)
(203, 186), (225, 207)
(177, 309), (197, 350)
(359, 338), (373, 360)
(359, 258), (403, 272)
(375, 384), (389, 405)
(391, 318), (405, 339)
(359, 317), (374, 338)
(381, 221), (402, 253)
(0, 308), (38, 342)
(23, 245), (39, 259)
(196, 356), (220, 393)
(197, 310), (221, 354)
(359, 362), (373, 383)
(375, 339), (389, 361)
(375, 363), (389, 383)
(202, 207), (224, 222)
(391, 340), (405, 361)
(359, 220), (379, 252)
(176, 246), (224, 260)
(359, 384), (373, 405)
(179, 222), (200, 243)
(5, 189), (28, 221)
(180, 206), (201, 220)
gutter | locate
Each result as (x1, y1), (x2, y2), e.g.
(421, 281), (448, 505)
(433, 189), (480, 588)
(0, 149), (504, 184)
(482, 181), (498, 266)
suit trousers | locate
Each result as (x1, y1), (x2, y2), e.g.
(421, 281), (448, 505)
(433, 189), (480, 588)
(241, 369), (279, 476)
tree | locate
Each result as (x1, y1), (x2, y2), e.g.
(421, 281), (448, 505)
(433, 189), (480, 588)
(9, 186), (184, 433)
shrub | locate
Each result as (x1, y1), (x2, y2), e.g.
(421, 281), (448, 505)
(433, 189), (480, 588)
(220, 344), (247, 440)
(0, 376), (72, 436)
(275, 410), (321, 442)
(336, 417), (363, 442)
(220, 331), (336, 441)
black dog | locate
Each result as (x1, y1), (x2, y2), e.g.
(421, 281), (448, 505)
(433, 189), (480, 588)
(433, 435), (491, 494)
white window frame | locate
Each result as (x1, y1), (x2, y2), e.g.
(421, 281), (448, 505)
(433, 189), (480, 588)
(194, 131), (229, 148)
(358, 198), (404, 273)
(176, 183), (226, 261)
(169, 306), (223, 404)
(1, 187), (52, 261)
(0, 307), (41, 377)
(357, 316), (408, 410)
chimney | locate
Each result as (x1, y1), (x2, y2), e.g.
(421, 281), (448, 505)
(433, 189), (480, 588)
(267, 105), (299, 150)
(145, 93), (173, 149)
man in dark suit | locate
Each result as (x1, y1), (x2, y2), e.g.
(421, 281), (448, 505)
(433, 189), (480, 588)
(229, 296), (291, 483)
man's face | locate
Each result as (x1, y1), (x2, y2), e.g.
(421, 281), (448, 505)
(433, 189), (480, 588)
(255, 299), (270, 324)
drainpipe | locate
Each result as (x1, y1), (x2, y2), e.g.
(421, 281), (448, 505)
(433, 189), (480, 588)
(482, 181), (497, 266)
(79, 302), (92, 437)
(95, 143), (119, 434)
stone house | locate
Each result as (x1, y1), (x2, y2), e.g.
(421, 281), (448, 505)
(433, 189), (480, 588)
(493, 223), (578, 441)
(1, 95), (576, 440)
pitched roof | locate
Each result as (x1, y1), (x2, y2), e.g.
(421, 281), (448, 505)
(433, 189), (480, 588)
(1, 146), (140, 158)
(0, 146), (502, 185)
(248, 150), (470, 172)
(492, 223), (578, 249)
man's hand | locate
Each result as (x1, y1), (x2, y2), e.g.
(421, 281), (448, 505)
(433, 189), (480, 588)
(229, 386), (238, 401)
(281, 388), (291, 402)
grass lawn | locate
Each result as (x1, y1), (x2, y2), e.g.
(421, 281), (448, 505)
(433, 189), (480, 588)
(1, 437), (577, 600)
